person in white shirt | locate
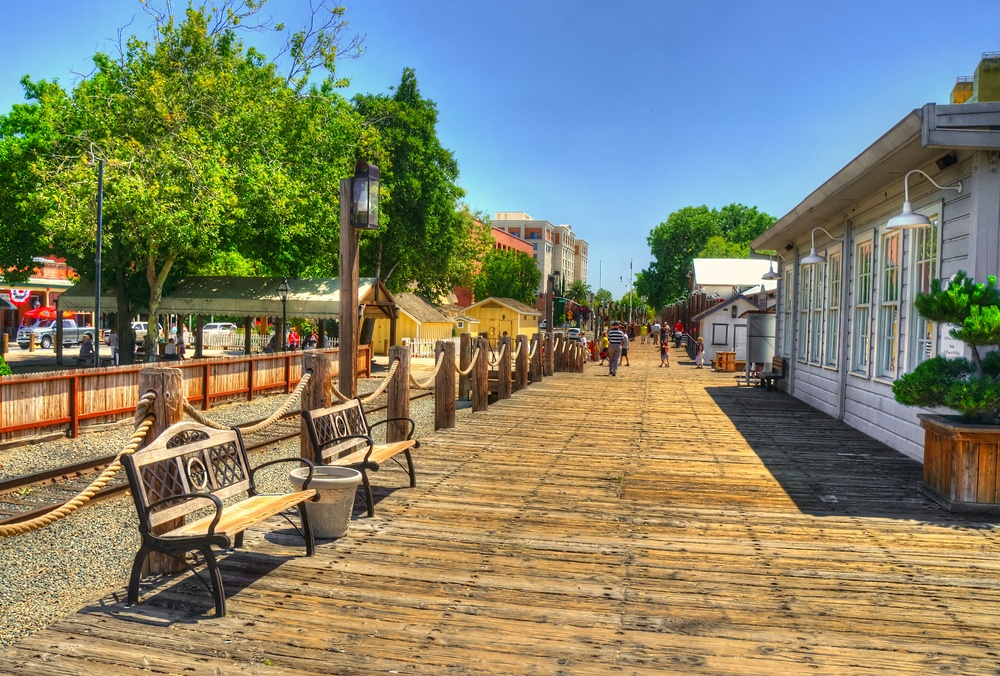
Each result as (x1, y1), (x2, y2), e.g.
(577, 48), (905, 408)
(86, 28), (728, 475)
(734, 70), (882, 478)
(606, 321), (628, 376)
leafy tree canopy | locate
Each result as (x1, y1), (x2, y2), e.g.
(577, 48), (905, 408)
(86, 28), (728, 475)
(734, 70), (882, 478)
(471, 249), (540, 306)
(636, 203), (775, 311)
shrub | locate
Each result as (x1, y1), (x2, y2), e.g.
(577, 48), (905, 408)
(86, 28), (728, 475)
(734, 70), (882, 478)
(0, 354), (11, 376)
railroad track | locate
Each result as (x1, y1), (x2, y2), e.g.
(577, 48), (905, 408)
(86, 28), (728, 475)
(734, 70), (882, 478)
(0, 391), (433, 529)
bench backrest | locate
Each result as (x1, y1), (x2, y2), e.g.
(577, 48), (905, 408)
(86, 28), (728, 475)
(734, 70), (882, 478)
(772, 356), (785, 376)
(123, 421), (252, 529)
(302, 398), (370, 465)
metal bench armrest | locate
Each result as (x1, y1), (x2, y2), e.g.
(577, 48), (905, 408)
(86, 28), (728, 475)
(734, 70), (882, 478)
(145, 492), (224, 536)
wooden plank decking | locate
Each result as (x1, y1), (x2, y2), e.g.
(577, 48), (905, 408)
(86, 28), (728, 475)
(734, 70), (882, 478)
(3, 346), (1000, 674)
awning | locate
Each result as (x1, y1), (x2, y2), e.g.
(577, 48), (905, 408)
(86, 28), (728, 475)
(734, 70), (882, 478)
(56, 277), (396, 320)
(0, 296), (15, 311)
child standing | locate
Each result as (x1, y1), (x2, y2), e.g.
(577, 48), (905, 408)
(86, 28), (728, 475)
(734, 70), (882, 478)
(659, 336), (669, 367)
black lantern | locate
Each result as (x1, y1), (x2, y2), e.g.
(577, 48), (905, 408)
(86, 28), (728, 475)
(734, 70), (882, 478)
(351, 161), (380, 230)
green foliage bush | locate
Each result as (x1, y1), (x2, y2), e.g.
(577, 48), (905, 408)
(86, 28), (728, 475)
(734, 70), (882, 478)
(894, 271), (1000, 423)
(0, 354), (11, 377)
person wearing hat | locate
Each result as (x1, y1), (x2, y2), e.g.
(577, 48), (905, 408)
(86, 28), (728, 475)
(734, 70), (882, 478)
(695, 336), (705, 368)
(606, 321), (628, 376)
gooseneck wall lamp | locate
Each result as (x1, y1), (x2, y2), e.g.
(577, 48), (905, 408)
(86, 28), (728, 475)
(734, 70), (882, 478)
(885, 169), (962, 230)
(800, 227), (842, 266)
(761, 252), (785, 281)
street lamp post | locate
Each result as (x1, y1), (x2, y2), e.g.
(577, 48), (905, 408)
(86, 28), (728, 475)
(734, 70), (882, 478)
(277, 278), (290, 351)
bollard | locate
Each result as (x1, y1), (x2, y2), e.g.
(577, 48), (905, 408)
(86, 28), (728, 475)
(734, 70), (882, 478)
(386, 346), (411, 442)
(530, 333), (542, 383)
(472, 336), (489, 412)
(543, 334), (554, 376)
(137, 366), (185, 574)
(497, 335), (512, 400)
(1, 333), (7, 355)
(434, 340), (456, 430)
(29, 333), (35, 352)
(301, 351), (337, 459)
(514, 334), (529, 391)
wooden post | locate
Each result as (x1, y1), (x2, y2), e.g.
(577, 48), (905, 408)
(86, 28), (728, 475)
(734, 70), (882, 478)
(472, 336), (489, 412)
(339, 177), (360, 399)
(458, 332), (472, 400)
(300, 351), (336, 459)
(138, 366), (185, 574)
(29, 333), (35, 353)
(542, 334), (553, 376)
(1, 333), (7, 355)
(434, 340), (456, 430)
(552, 334), (562, 373)
(530, 333), (542, 383)
(386, 346), (410, 442)
(243, 316), (253, 356)
(497, 335), (512, 400)
(194, 314), (205, 360)
(514, 334), (529, 391)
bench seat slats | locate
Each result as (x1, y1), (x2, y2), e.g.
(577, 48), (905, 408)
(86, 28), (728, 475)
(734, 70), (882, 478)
(169, 490), (317, 539)
(331, 440), (417, 467)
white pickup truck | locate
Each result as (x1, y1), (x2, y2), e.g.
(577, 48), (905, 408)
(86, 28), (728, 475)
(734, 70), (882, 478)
(17, 319), (96, 350)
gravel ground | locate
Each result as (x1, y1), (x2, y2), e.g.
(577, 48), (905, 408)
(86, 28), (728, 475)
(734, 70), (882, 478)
(0, 375), (462, 649)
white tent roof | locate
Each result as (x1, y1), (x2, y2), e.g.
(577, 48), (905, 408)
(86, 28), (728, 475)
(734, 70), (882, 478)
(692, 259), (778, 292)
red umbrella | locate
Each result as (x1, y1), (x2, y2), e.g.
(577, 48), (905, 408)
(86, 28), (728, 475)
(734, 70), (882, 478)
(23, 306), (58, 320)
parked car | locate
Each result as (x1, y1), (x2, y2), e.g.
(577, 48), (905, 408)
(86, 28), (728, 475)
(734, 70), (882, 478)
(17, 319), (96, 350)
(566, 327), (582, 339)
(131, 322), (163, 343)
(201, 322), (238, 336)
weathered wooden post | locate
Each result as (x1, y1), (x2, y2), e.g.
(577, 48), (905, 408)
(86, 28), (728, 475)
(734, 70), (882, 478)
(194, 314), (205, 360)
(472, 336), (489, 412)
(458, 332), (472, 400)
(543, 333), (554, 376)
(1, 333), (7, 355)
(497, 335), (512, 400)
(514, 334), (529, 391)
(339, 177), (360, 400)
(386, 345), (410, 442)
(300, 351), (336, 459)
(434, 340), (456, 430)
(553, 333), (563, 373)
(137, 366), (185, 574)
(530, 333), (542, 383)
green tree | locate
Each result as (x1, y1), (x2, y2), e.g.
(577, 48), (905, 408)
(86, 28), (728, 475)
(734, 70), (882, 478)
(637, 203), (775, 310)
(354, 68), (473, 298)
(565, 279), (591, 305)
(472, 249), (541, 306)
(594, 288), (613, 306)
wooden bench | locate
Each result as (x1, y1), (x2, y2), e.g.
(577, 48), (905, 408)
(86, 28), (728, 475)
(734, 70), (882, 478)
(759, 356), (786, 391)
(75, 355), (114, 367)
(122, 421), (318, 616)
(302, 398), (419, 517)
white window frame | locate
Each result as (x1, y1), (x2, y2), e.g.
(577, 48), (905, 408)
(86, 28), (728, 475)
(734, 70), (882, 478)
(711, 323), (729, 345)
(810, 261), (825, 364)
(782, 269), (793, 357)
(797, 261), (810, 363)
(852, 236), (874, 375)
(876, 230), (902, 379)
(824, 248), (842, 368)
(906, 203), (942, 373)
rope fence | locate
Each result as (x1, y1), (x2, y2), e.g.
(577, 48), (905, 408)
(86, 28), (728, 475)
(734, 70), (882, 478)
(409, 351), (445, 390)
(338, 358), (401, 404)
(456, 347), (481, 378)
(0, 392), (159, 537)
(182, 372), (312, 433)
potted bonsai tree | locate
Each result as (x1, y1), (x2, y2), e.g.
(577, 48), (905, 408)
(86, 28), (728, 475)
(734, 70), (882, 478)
(893, 270), (1000, 511)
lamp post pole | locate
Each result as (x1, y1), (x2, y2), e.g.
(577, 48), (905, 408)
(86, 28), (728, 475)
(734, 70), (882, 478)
(278, 278), (289, 351)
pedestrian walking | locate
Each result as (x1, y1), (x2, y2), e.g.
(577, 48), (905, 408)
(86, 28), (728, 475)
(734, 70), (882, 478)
(599, 330), (610, 365)
(695, 336), (705, 368)
(659, 334), (670, 367)
(606, 321), (628, 376)
(651, 321), (661, 344)
(640, 323), (648, 345)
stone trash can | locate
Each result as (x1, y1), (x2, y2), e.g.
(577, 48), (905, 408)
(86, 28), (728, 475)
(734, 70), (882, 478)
(289, 466), (363, 538)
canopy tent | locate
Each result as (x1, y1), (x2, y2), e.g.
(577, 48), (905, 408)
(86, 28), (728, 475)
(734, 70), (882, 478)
(57, 277), (396, 320)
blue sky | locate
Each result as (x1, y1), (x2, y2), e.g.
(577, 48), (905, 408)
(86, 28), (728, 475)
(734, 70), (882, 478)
(2, 1), (999, 298)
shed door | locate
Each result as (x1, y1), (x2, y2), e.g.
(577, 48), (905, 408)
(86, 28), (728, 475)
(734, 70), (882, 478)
(734, 324), (747, 361)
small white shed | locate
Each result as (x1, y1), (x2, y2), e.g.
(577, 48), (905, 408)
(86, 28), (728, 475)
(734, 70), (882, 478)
(691, 294), (759, 363)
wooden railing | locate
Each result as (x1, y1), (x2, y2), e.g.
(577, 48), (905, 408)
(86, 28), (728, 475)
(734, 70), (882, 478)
(0, 346), (371, 443)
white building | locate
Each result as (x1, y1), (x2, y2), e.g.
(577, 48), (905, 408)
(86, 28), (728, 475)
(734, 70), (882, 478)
(493, 212), (589, 291)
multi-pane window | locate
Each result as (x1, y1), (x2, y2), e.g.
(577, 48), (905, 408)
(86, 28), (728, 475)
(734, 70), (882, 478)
(825, 250), (842, 367)
(877, 231), (902, 378)
(852, 239), (874, 374)
(797, 263), (810, 362)
(908, 219), (939, 372)
(810, 261), (825, 363)
(782, 269), (793, 356)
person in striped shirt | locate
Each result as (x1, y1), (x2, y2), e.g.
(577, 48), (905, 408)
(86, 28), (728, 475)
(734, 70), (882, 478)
(606, 321), (628, 376)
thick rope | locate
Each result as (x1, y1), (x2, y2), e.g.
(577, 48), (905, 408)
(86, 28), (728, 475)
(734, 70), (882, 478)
(409, 351), (446, 390)
(0, 392), (158, 537)
(182, 372), (312, 433)
(528, 340), (538, 361)
(511, 341), (522, 361)
(331, 358), (401, 404)
(456, 347), (481, 377)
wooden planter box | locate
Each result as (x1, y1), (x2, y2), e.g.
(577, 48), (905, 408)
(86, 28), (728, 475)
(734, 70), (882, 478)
(918, 414), (1000, 513)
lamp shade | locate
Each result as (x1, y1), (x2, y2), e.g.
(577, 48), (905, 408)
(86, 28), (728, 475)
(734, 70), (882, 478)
(351, 161), (380, 230)
(886, 201), (933, 230)
(800, 248), (827, 265)
(761, 267), (782, 281)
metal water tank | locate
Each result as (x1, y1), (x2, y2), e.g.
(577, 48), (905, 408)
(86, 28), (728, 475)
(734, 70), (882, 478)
(747, 313), (776, 365)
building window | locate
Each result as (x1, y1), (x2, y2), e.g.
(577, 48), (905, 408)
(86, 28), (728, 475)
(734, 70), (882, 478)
(825, 248), (841, 367)
(876, 231), (901, 378)
(908, 213), (940, 372)
(712, 323), (728, 345)
(797, 263), (810, 362)
(852, 238), (874, 374)
(782, 269), (793, 357)
(810, 261), (825, 364)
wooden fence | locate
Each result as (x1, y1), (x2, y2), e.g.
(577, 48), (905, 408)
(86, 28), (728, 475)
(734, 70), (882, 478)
(0, 346), (371, 443)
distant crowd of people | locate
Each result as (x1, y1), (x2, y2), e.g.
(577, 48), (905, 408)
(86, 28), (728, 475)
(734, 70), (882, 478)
(593, 319), (703, 376)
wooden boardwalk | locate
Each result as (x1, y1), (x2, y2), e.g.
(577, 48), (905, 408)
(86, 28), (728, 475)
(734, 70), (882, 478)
(3, 345), (1000, 674)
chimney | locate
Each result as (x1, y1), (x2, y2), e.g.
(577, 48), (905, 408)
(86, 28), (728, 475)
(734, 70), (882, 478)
(951, 76), (974, 104)
(972, 52), (1000, 103)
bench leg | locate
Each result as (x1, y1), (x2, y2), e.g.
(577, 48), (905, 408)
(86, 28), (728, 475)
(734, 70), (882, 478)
(298, 503), (316, 556)
(404, 449), (416, 488)
(234, 531), (244, 549)
(201, 546), (226, 617)
(128, 545), (153, 605)
(359, 469), (375, 517)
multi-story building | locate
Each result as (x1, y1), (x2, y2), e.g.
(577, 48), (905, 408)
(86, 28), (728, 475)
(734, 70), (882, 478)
(493, 212), (589, 292)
